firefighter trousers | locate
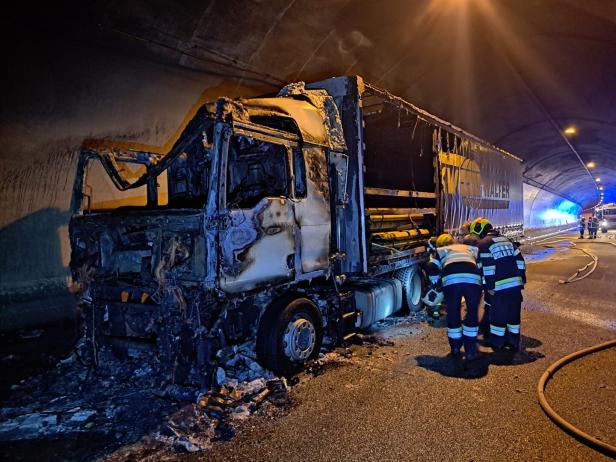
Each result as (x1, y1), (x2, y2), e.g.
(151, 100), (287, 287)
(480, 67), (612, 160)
(489, 288), (523, 349)
(443, 283), (481, 356)
(479, 290), (492, 336)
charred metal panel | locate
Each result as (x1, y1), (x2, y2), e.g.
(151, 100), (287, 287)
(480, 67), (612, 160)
(306, 76), (366, 275)
(294, 146), (331, 274)
(219, 198), (295, 293)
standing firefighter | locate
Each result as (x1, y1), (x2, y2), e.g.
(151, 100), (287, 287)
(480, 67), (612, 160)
(579, 216), (586, 239)
(590, 215), (599, 239)
(471, 218), (526, 351)
(431, 233), (482, 360)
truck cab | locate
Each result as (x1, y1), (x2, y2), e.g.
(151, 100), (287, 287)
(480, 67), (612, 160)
(597, 204), (616, 233)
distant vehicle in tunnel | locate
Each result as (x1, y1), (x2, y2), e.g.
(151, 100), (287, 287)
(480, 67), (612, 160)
(68, 76), (524, 382)
(597, 203), (616, 233)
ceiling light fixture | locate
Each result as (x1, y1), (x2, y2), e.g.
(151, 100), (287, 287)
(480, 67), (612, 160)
(563, 126), (577, 135)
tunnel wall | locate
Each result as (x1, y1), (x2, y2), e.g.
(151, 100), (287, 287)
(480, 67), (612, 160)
(523, 183), (582, 231)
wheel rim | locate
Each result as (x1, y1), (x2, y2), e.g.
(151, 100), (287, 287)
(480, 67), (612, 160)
(410, 271), (422, 306)
(283, 315), (316, 361)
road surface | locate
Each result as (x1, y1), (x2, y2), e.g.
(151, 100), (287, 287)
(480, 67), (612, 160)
(201, 232), (616, 462)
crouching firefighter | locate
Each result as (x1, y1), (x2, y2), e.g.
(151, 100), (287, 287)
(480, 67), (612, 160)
(423, 237), (444, 319)
(472, 218), (526, 351)
(432, 233), (482, 359)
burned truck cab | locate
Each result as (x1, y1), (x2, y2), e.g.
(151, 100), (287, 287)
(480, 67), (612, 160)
(215, 85), (348, 292)
(69, 83), (354, 384)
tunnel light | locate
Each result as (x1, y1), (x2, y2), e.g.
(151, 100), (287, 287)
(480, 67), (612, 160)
(600, 186), (604, 190)
(587, 161), (596, 168)
(563, 126), (577, 135)
(596, 178), (601, 182)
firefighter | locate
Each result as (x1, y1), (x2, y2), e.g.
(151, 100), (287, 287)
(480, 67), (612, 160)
(587, 215), (594, 239)
(432, 233), (482, 360)
(590, 215), (599, 239)
(423, 237), (444, 319)
(471, 218), (526, 351)
(459, 220), (479, 246)
(579, 216), (586, 239)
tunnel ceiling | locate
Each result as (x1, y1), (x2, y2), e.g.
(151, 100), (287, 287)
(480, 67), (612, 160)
(5, 0), (616, 209)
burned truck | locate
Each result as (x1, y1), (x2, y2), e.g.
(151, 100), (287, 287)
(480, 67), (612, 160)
(69, 76), (523, 385)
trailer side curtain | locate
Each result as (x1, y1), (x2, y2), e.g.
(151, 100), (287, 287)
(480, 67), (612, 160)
(436, 129), (523, 238)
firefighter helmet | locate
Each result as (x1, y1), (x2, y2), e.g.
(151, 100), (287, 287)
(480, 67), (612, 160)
(436, 233), (454, 248)
(459, 220), (473, 235)
(470, 217), (492, 237)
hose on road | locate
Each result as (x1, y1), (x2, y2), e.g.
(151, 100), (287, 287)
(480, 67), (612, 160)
(537, 339), (616, 457)
(535, 240), (598, 284)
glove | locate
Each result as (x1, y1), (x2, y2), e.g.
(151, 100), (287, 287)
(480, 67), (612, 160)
(422, 288), (444, 307)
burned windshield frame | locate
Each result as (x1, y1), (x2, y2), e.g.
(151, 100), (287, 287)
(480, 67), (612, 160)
(225, 134), (290, 209)
(222, 124), (302, 210)
(75, 142), (213, 213)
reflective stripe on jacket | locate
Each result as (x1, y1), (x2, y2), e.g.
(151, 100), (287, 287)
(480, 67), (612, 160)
(477, 231), (526, 291)
(436, 244), (479, 267)
(433, 244), (481, 287)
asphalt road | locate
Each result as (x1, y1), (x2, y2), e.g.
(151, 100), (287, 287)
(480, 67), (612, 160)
(201, 232), (616, 462)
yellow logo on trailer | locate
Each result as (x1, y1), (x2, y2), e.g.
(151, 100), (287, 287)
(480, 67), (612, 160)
(439, 149), (510, 210)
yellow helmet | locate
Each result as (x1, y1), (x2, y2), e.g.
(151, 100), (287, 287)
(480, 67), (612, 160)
(470, 217), (492, 236)
(459, 220), (473, 235)
(436, 233), (454, 248)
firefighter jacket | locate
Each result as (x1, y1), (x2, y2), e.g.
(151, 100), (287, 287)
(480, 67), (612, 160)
(588, 218), (598, 230)
(477, 231), (526, 292)
(427, 244), (482, 287)
(462, 233), (479, 246)
(579, 218), (586, 229)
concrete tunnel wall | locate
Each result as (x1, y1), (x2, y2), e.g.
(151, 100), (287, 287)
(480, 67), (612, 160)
(0, 36), (578, 331)
(523, 183), (582, 231)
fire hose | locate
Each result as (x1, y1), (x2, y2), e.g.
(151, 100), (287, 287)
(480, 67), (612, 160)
(535, 240), (597, 283)
(537, 339), (616, 457)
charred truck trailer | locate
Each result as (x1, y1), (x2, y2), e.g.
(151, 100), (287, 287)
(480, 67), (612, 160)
(69, 76), (523, 384)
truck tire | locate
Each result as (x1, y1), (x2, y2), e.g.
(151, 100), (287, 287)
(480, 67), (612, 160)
(256, 297), (323, 375)
(602, 228), (607, 233)
(394, 266), (424, 312)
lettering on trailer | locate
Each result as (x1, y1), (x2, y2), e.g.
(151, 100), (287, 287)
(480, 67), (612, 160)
(439, 151), (510, 210)
(482, 181), (510, 200)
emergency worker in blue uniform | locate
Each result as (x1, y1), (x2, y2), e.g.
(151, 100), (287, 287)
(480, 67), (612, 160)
(471, 218), (526, 351)
(587, 215), (597, 239)
(579, 216), (586, 239)
(430, 233), (482, 359)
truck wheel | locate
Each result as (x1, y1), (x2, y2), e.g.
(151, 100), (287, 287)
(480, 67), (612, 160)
(602, 228), (607, 233)
(256, 297), (323, 375)
(394, 266), (424, 312)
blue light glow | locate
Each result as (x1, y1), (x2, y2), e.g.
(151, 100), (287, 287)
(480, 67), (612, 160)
(539, 199), (581, 226)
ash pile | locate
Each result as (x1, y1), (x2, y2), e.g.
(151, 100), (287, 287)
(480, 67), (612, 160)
(1, 314), (415, 460)
(0, 337), (293, 460)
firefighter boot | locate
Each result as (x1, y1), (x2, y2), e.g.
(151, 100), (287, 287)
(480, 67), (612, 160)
(447, 327), (463, 357)
(463, 325), (479, 360)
